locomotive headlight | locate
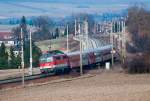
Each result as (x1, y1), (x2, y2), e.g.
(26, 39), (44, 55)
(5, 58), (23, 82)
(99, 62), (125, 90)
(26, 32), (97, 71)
(111, 50), (116, 54)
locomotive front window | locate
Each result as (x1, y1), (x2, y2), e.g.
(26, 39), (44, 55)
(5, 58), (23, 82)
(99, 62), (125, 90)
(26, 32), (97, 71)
(40, 58), (47, 63)
(47, 57), (53, 62)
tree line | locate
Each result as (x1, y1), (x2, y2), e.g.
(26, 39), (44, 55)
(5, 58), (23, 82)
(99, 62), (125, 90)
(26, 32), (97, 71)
(0, 43), (21, 69)
(0, 16), (42, 69)
(26, 14), (95, 41)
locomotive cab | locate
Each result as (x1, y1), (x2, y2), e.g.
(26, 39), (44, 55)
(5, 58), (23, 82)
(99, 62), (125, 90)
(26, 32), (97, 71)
(39, 50), (70, 74)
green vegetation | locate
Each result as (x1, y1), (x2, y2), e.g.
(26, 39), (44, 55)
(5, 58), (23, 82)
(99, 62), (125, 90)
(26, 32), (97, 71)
(17, 16), (42, 68)
(24, 41), (42, 67)
(35, 37), (67, 51)
(9, 46), (21, 69)
(54, 27), (60, 38)
(0, 43), (9, 69)
(0, 16), (42, 69)
(0, 43), (20, 69)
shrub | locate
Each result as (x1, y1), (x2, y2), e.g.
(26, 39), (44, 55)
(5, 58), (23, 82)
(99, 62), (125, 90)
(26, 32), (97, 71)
(126, 56), (150, 74)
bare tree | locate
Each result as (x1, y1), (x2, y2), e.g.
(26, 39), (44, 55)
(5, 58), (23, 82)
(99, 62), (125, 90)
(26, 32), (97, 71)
(127, 5), (150, 52)
(33, 16), (55, 41)
(126, 5), (150, 73)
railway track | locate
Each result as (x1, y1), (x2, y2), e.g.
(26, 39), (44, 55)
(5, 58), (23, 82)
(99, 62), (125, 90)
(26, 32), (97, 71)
(0, 73), (55, 85)
(0, 70), (81, 90)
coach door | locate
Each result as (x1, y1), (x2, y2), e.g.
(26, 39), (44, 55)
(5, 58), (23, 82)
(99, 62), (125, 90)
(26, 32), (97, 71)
(94, 52), (102, 63)
(82, 53), (89, 66)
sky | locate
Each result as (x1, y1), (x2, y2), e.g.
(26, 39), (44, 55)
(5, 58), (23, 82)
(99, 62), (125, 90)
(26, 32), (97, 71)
(0, 0), (150, 19)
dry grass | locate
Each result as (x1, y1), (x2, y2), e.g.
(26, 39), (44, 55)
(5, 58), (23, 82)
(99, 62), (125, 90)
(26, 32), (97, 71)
(1, 69), (150, 101)
(35, 36), (79, 52)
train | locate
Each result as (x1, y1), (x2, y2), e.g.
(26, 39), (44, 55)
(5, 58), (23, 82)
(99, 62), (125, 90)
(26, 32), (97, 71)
(39, 45), (118, 74)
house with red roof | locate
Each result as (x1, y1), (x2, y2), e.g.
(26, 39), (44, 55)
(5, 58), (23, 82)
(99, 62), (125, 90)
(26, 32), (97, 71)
(0, 32), (16, 47)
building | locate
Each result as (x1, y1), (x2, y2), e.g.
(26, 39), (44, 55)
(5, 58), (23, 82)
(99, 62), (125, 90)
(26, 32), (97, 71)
(0, 32), (16, 47)
(0, 25), (19, 46)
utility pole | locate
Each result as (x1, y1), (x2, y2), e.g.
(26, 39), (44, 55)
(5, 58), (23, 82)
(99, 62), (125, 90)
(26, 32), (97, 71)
(111, 21), (113, 33)
(123, 20), (126, 59)
(122, 20), (126, 64)
(80, 34), (83, 75)
(21, 28), (25, 87)
(67, 24), (69, 53)
(116, 21), (118, 32)
(75, 19), (77, 36)
(49, 34), (51, 51)
(86, 20), (88, 49)
(29, 28), (33, 75)
(113, 21), (115, 33)
(111, 36), (114, 66)
(110, 22), (114, 66)
(118, 21), (120, 32)
(78, 23), (81, 34)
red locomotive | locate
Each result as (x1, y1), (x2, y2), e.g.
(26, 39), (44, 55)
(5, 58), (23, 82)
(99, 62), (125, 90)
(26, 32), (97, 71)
(39, 45), (118, 74)
(39, 50), (70, 74)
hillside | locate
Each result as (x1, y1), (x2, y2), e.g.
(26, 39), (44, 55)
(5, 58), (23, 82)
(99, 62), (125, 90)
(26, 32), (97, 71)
(35, 36), (79, 52)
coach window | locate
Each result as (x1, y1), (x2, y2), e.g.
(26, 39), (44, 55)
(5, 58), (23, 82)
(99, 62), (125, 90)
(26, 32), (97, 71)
(82, 54), (87, 60)
(63, 56), (67, 59)
(94, 52), (99, 56)
(55, 57), (61, 60)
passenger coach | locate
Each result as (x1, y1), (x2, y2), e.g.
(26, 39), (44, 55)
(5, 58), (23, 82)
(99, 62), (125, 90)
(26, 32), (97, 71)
(39, 45), (118, 74)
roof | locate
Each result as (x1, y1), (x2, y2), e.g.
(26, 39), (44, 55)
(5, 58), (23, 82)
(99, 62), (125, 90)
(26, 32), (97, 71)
(0, 32), (14, 41)
(41, 50), (65, 58)
(47, 50), (64, 55)
(67, 44), (112, 56)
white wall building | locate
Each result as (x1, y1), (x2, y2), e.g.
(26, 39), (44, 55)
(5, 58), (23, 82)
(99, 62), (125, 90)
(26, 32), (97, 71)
(0, 32), (16, 47)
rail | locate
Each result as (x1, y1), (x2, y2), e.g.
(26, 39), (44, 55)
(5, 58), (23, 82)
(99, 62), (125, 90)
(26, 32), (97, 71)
(0, 73), (55, 85)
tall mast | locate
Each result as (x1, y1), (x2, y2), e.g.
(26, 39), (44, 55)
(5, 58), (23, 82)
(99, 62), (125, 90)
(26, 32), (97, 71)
(75, 19), (77, 36)
(67, 24), (69, 53)
(29, 28), (32, 75)
(21, 28), (25, 86)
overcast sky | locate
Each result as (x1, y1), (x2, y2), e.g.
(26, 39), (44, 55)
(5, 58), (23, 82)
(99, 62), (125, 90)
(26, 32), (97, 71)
(1, 0), (150, 3)
(0, 0), (150, 19)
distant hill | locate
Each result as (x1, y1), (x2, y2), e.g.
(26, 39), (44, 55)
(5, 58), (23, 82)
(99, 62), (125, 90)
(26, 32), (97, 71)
(0, 11), (127, 26)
